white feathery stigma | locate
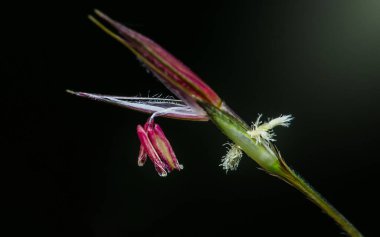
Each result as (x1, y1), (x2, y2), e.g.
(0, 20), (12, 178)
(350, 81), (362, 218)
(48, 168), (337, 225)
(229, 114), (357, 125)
(247, 114), (293, 144)
(220, 143), (243, 173)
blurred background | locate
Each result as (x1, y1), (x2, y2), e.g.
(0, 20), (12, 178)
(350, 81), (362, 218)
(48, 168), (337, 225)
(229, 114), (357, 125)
(4, 0), (380, 236)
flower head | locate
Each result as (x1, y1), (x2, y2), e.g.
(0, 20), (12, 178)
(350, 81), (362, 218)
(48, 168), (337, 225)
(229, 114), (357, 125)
(67, 10), (290, 176)
(65, 10), (363, 235)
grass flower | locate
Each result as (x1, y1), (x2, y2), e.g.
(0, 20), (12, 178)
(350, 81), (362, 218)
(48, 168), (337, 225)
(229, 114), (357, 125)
(67, 10), (363, 236)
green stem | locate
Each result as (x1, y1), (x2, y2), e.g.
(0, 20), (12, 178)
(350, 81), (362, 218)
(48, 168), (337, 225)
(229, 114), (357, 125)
(279, 168), (363, 237)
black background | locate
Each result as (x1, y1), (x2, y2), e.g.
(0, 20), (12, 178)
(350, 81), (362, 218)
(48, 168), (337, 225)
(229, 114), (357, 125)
(4, 1), (380, 236)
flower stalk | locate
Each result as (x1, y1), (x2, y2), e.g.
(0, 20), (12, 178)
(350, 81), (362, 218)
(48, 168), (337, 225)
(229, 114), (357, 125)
(281, 169), (363, 237)
(68, 10), (364, 236)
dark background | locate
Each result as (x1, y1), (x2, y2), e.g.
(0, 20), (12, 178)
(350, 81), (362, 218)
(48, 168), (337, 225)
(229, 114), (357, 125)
(4, 1), (380, 236)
